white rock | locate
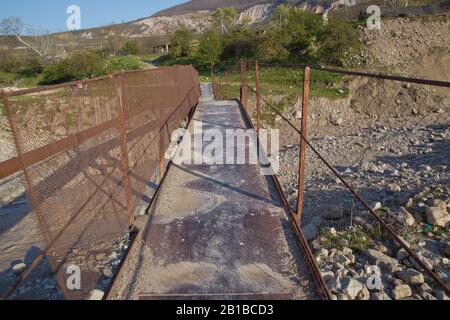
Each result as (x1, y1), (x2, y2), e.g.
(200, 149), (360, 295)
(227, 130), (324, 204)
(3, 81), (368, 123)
(12, 263), (27, 274)
(425, 205), (450, 227)
(89, 289), (105, 300)
(397, 269), (425, 285)
(102, 267), (114, 279)
(370, 202), (382, 211)
(341, 278), (363, 300)
(336, 254), (352, 267)
(392, 285), (412, 300)
(371, 292), (392, 300)
(365, 249), (399, 269)
(400, 208), (416, 227)
(329, 227), (337, 237)
(357, 286), (370, 300)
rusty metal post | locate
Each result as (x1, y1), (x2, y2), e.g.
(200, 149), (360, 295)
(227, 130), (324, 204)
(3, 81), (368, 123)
(159, 126), (165, 182)
(295, 67), (310, 226)
(115, 72), (134, 229)
(225, 70), (229, 100)
(240, 59), (248, 109)
(255, 61), (261, 138)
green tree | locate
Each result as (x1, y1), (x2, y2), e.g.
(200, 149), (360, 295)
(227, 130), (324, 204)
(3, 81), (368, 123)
(256, 28), (290, 63)
(317, 21), (360, 66)
(212, 7), (238, 34)
(273, 6), (324, 61)
(122, 40), (140, 55)
(222, 26), (258, 60)
(196, 30), (223, 69)
(41, 50), (105, 84)
(170, 28), (196, 59)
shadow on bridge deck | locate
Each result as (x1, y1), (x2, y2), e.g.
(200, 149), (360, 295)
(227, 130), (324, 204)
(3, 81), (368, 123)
(109, 84), (321, 300)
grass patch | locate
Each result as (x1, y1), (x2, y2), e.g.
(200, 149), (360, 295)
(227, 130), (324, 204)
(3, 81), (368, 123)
(319, 226), (372, 251)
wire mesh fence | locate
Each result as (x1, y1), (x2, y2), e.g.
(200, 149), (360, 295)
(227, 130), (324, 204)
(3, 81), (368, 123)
(0, 65), (201, 300)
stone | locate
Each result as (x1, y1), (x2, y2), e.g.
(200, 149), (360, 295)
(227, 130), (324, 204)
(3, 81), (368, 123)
(405, 198), (414, 208)
(422, 292), (437, 300)
(336, 254), (352, 267)
(330, 116), (343, 126)
(401, 208), (415, 227)
(389, 184), (402, 193)
(328, 276), (343, 293)
(102, 267), (114, 279)
(370, 202), (382, 211)
(89, 289), (105, 300)
(342, 247), (353, 256)
(374, 244), (390, 254)
(410, 254), (434, 271)
(321, 271), (335, 282)
(341, 278), (364, 300)
(337, 293), (349, 300)
(371, 292), (392, 300)
(12, 262), (27, 274)
(357, 286), (370, 300)
(425, 205), (450, 228)
(397, 269), (425, 285)
(302, 224), (318, 242)
(420, 282), (432, 292)
(397, 248), (409, 260)
(435, 291), (449, 301)
(392, 285), (412, 300)
(319, 248), (329, 257)
(365, 249), (399, 270)
(329, 227), (337, 237)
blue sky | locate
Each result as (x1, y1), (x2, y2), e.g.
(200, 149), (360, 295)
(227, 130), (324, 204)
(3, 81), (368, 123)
(0, 0), (187, 34)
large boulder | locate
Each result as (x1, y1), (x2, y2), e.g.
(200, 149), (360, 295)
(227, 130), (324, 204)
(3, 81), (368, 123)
(392, 285), (412, 300)
(397, 269), (425, 285)
(425, 204), (450, 227)
(341, 278), (364, 300)
(365, 249), (399, 270)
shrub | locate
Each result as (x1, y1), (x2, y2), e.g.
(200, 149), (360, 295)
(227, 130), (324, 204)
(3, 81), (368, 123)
(122, 40), (140, 55)
(18, 56), (44, 77)
(317, 21), (360, 66)
(41, 50), (105, 85)
(105, 55), (144, 74)
(170, 28), (196, 59)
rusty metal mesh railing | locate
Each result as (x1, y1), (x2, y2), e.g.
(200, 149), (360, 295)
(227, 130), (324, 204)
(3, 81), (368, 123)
(213, 59), (450, 300)
(0, 65), (201, 300)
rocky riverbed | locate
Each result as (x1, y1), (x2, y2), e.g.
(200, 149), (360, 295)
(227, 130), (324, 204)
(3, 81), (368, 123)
(278, 114), (450, 300)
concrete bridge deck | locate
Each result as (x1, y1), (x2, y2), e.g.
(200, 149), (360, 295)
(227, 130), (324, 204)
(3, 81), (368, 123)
(109, 84), (319, 300)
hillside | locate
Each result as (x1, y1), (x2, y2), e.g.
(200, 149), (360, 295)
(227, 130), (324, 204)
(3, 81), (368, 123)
(152, 0), (280, 16)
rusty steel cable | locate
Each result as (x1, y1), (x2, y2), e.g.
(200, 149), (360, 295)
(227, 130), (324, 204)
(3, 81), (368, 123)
(249, 87), (450, 296)
(237, 97), (332, 301)
(250, 60), (450, 88)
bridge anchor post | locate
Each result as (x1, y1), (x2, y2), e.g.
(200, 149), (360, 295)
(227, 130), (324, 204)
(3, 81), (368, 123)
(296, 67), (310, 227)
